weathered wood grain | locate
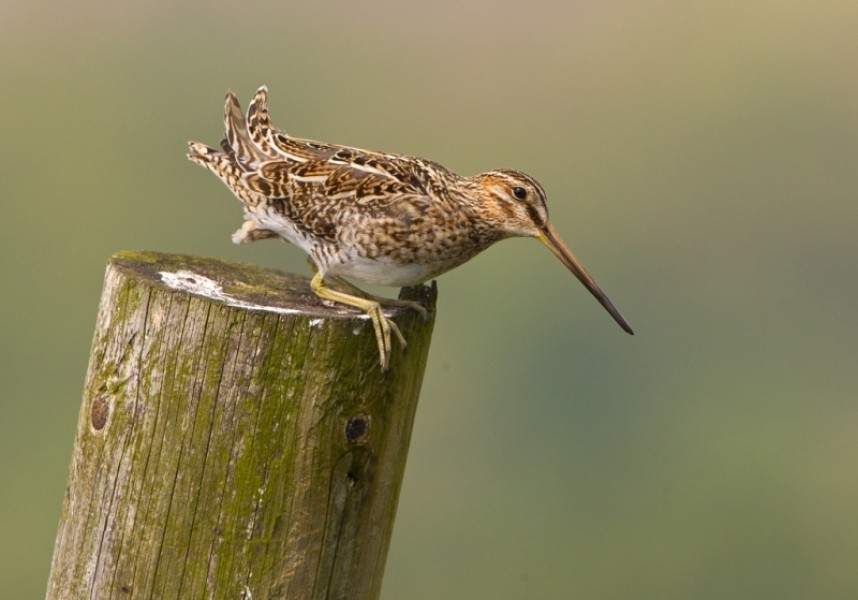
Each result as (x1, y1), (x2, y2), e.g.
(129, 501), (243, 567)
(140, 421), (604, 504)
(47, 251), (436, 599)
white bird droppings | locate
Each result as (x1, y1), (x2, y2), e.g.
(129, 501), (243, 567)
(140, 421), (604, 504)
(159, 269), (301, 315)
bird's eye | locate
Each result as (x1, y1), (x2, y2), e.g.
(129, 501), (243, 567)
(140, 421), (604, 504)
(512, 186), (527, 200)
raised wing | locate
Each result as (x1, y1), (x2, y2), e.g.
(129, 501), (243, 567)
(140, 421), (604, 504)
(189, 87), (453, 244)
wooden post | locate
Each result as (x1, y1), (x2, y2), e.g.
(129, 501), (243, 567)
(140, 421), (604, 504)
(47, 251), (436, 599)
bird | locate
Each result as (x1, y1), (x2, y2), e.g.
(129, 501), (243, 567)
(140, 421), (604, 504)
(188, 86), (633, 370)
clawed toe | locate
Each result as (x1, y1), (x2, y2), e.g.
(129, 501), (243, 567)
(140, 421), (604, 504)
(311, 272), (417, 371)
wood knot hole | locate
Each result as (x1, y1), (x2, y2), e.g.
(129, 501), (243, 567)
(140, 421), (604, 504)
(347, 470), (359, 487)
(91, 395), (110, 431)
(345, 414), (369, 444)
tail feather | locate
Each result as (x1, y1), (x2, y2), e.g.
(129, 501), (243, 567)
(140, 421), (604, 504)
(188, 86), (287, 209)
(223, 90), (270, 167)
(187, 141), (224, 172)
(186, 140), (269, 208)
(246, 86), (279, 159)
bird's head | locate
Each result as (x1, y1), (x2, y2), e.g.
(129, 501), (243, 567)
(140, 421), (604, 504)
(474, 169), (550, 238)
(474, 169), (634, 335)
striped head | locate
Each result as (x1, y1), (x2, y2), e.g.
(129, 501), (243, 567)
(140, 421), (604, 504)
(475, 169), (550, 238)
(474, 169), (634, 335)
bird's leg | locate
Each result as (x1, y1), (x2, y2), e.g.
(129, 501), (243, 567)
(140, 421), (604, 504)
(310, 272), (405, 371)
(324, 274), (409, 352)
(305, 257), (428, 321)
(329, 277), (429, 321)
(397, 286), (432, 322)
(392, 292), (430, 322)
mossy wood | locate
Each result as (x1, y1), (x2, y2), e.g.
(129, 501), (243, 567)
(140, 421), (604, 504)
(47, 251), (436, 599)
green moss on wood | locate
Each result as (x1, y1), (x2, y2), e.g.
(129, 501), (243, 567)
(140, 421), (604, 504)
(47, 251), (436, 600)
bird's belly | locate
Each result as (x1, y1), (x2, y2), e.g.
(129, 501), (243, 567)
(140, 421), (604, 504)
(246, 210), (472, 286)
(250, 211), (315, 252)
(326, 257), (448, 287)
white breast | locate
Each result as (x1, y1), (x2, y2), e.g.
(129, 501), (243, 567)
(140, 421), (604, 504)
(326, 257), (440, 287)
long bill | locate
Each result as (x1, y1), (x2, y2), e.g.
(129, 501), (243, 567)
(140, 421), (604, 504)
(537, 222), (634, 335)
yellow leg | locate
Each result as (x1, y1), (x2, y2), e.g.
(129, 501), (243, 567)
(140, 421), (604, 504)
(306, 257), (427, 320)
(310, 272), (405, 371)
(328, 276), (429, 321)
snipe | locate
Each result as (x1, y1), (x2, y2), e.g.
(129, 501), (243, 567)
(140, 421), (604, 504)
(188, 87), (633, 370)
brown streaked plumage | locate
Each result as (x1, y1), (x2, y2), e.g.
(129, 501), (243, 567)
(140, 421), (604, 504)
(188, 86), (633, 370)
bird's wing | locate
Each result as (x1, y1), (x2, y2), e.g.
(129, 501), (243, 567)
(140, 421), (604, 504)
(195, 86), (451, 243)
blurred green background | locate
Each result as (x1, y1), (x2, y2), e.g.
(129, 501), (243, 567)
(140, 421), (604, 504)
(3, 1), (857, 597)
